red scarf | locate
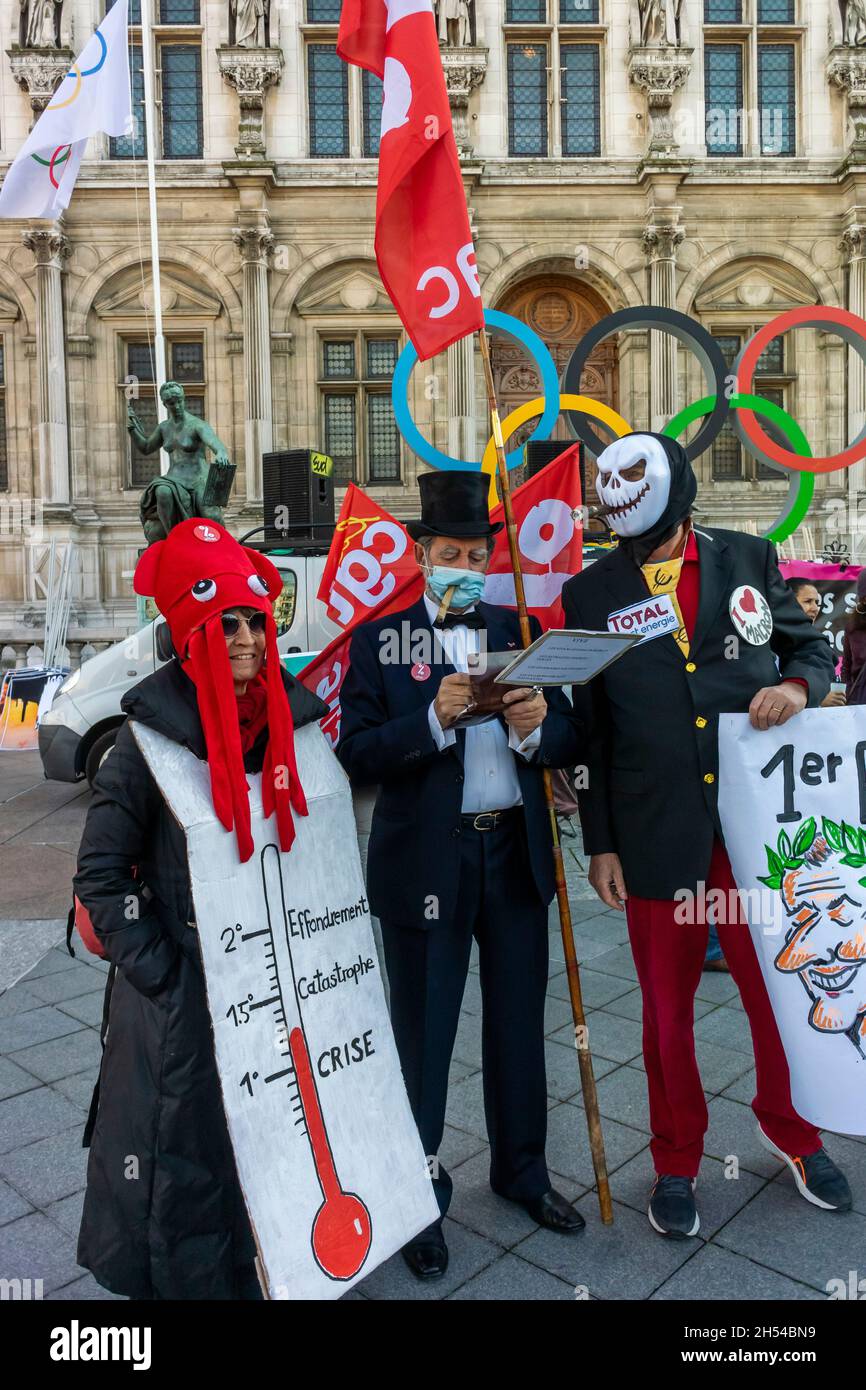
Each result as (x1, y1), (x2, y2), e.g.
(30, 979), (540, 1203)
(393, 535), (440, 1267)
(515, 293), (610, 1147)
(236, 674), (269, 754)
(185, 616), (307, 863)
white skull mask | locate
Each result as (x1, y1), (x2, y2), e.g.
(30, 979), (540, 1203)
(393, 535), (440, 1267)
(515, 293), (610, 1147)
(595, 434), (671, 538)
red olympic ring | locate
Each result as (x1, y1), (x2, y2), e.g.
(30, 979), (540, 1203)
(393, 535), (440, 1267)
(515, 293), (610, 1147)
(48, 145), (72, 189)
(736, 305), (866, 474)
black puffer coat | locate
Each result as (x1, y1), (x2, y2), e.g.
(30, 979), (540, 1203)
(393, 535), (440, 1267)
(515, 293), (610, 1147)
(74, 659), (327, 1300)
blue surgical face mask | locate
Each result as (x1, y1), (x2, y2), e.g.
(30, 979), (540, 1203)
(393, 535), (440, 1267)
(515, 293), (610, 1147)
(425, 564), (486, 609)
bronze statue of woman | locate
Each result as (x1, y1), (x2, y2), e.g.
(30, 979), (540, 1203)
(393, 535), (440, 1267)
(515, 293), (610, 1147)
(129, 380), (234, 544)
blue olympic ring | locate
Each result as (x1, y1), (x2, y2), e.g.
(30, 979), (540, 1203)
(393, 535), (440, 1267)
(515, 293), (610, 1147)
(391, 308), (560, 472)
(74, 30), (108, 79)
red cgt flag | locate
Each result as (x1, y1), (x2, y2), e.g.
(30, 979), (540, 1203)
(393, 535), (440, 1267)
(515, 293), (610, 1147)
(318, 482), (423, 630)
(302, 568), (422, 749)
(485, 445), (584, 630)
(298, 627), (353, 750)
(337, 0), (484, 360)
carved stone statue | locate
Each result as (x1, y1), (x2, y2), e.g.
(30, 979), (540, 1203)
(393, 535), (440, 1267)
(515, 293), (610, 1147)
(842, 0), (866, 46)
(230, 0), (268, 48)
(637, 0), (684, 47)
(437, 0), (472, 48)
(130, 381), (235, 545)
(21, 0), (62, 48)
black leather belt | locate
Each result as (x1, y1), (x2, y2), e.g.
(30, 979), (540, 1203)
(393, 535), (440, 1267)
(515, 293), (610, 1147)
(459, 808), (522, 832)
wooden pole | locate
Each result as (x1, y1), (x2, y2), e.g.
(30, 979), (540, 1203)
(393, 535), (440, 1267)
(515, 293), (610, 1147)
(477, 328), (614, 1225)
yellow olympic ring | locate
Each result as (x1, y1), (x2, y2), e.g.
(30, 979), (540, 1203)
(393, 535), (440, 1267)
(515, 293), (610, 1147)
(46, 64), (82, 111)
(482, 394), (632, 509)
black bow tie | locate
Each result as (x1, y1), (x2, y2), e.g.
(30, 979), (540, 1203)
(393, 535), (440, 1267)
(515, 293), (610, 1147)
(434, 610), (486, 631)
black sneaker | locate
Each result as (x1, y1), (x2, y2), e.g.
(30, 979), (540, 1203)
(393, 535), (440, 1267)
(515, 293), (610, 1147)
(758, 1127), (853, 1212)
(648, 1175), (700, 1238)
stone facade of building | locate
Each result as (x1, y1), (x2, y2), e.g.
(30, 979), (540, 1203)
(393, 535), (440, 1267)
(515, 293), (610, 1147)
(1, 0), (865, 659)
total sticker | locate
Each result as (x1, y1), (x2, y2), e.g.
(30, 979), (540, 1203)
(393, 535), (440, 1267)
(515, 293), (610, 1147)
(607, 594), (679, 643)
(194, 523), (220, 543)
(729, 585), (773, 645)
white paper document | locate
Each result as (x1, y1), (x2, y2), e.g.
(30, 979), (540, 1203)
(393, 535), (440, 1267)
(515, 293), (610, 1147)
(493, 628), (640, 687)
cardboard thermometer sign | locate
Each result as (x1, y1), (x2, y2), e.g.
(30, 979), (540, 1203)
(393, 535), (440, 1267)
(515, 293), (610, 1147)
(131, 721), (439, 1299)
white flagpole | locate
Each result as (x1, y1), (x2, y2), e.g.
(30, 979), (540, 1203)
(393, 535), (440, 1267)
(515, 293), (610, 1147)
(139, 0), (168, 473)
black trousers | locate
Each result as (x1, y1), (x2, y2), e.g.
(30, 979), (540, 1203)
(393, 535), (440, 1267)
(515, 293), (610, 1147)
(381, 814), (550, 1220)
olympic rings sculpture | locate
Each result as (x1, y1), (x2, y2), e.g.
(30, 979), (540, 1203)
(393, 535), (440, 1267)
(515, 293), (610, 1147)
(391, 308), (560, 473)
(479, 393), (631, 509)
(391, 302), (866, 542)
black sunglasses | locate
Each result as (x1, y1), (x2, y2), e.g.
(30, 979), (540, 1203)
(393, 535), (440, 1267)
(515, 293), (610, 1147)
(220, 611), (267, 638)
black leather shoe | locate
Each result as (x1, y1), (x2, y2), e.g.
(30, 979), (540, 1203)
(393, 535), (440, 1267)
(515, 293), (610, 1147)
(520, 1189), (585, 1233)
(401, 1222), (449, 1281)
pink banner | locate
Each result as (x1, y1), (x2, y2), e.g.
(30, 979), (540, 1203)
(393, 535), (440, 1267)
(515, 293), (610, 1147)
(778, 561), (862, 675)
(779, 560), (862, 585)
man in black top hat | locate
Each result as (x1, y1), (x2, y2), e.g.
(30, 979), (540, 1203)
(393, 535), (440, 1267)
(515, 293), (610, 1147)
(338, 470), (586, 1281)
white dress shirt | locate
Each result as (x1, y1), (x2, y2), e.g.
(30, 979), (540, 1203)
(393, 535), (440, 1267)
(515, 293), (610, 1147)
(423, 594), (542, 813)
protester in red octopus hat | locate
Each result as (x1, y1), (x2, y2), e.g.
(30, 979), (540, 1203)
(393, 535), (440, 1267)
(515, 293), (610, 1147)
(73, 520), (327, 1301)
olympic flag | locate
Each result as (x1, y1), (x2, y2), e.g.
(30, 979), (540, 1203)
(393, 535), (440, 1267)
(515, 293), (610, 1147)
(337, 0), (484, 360)
(0, 0), (131, 220)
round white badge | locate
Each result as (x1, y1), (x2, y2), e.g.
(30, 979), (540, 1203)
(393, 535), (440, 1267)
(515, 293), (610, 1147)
(729, 584), (773, 645)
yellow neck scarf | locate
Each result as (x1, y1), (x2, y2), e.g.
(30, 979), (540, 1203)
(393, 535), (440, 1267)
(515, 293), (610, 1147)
(640, 554), (690, 657)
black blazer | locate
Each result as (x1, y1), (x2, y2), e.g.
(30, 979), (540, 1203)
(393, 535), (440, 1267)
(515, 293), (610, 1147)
(561, 527), (835, 899)
(337, 598), (584, 929)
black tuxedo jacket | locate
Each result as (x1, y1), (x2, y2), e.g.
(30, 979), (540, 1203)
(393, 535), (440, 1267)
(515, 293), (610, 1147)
(561, 527), (835, 899)
(337, 598), (584, 929)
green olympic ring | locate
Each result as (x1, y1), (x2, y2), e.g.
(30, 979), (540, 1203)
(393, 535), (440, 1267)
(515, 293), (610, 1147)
(30, 146), (71, 169)
(663, 393), (814, 546)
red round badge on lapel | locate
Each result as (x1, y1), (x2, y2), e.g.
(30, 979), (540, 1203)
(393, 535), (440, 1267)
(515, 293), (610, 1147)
(411, 662), (431, 682)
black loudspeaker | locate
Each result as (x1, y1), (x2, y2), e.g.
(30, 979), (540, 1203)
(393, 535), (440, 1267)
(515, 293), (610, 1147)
(523, 440), (585, 502)
(262, 449), (335, 542)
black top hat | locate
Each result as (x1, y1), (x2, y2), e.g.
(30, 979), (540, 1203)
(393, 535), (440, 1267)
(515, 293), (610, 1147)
(405, 470), (504, 541)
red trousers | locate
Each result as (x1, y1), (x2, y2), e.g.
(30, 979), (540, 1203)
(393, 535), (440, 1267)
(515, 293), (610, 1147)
(625, 840), (821, 1177)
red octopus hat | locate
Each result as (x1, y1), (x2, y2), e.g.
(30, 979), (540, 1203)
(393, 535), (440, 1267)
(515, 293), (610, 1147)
(133, 519), (307, 862)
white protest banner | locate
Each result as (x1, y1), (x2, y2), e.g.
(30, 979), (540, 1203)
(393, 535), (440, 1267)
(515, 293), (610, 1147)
(718, 708), (866, 1135)
(130, 719), (439, 1299)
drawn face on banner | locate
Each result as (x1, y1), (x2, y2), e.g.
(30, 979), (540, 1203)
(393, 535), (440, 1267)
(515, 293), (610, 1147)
(772, 831), (866, 1053)
(595, 435), (671, 538)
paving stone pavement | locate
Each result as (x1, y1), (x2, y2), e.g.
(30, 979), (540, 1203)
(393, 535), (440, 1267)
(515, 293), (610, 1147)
(0, 796), (863, 1301)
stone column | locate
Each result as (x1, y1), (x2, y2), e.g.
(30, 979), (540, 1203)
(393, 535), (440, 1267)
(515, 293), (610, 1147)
(642, 220), (684, 431)
(23, 228), (70, 506)
(842, 222), (866, 515)
(233, 226), (274, 502)
(446, 334), (476, 461)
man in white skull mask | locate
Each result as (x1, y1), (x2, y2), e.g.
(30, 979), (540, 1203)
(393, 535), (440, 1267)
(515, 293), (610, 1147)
(593, 432), (673, 543)
(562, 433), (852, 1240)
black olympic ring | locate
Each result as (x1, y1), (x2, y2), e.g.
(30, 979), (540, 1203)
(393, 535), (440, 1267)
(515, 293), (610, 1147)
(561, 306), (731, 462)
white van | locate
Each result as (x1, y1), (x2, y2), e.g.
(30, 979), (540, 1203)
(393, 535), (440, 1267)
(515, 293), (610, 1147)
(39, 545), (338, 786)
